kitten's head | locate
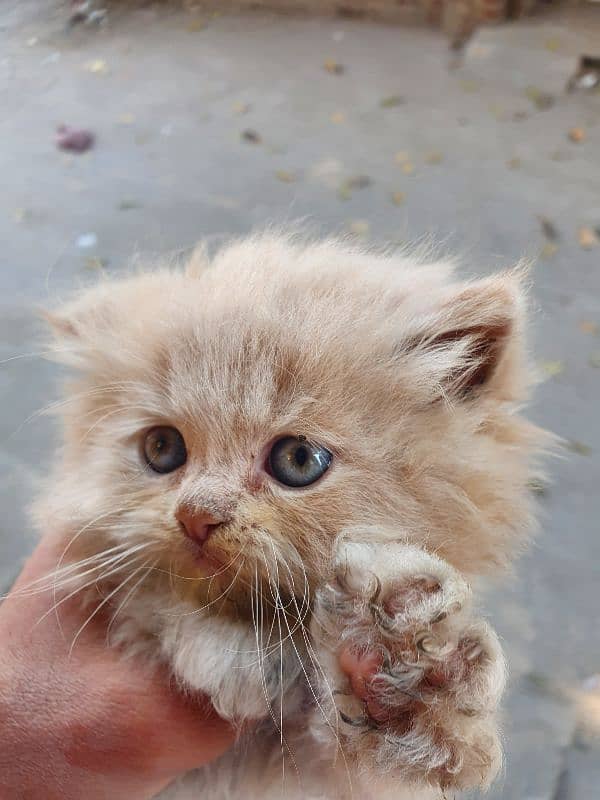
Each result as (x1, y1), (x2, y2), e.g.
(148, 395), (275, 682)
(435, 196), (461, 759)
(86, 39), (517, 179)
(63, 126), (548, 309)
(39, 235), (544, 617)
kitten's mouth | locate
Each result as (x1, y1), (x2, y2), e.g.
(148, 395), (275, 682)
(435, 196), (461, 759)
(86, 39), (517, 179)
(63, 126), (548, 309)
(182, 537), (225, 575)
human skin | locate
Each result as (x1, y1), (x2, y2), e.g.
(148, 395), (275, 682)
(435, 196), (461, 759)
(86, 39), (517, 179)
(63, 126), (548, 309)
(0, 534), (236, 800)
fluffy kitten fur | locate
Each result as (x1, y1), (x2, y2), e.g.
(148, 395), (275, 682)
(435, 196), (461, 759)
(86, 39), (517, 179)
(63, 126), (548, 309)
(35, 234), (545, 800)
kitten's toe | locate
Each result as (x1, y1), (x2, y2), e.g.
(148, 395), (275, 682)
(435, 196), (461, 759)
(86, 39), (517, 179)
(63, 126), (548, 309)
(311, 541), (505, 790)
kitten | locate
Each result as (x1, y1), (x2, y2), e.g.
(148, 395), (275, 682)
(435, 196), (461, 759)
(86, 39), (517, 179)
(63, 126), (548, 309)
(34, 234), (545, 799)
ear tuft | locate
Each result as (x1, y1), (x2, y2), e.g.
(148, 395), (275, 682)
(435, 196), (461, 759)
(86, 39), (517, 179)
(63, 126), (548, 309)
(431, 320), (513, 396)
(403, 272), (526, 402)
(39, 308), (80, 339)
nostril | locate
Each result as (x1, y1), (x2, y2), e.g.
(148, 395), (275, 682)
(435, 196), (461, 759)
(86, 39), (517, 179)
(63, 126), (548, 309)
(198, 522), (220, 542)
(176, 510), (223, 545)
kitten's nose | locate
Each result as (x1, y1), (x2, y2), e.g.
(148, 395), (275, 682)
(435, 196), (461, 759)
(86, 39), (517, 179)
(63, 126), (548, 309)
(176, 510), (223, 545)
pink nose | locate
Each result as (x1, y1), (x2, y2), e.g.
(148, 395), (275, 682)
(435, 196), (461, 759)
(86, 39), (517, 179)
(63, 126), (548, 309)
(176, 510), (223, 544)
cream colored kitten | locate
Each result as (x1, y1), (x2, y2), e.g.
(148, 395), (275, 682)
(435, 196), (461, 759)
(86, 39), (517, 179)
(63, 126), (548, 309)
(35, 234), (545, 800)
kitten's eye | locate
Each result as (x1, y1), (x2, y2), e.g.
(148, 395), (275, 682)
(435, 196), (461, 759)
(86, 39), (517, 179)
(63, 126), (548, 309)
(268, 436), (332, 488)
(143, 426), (187, 474)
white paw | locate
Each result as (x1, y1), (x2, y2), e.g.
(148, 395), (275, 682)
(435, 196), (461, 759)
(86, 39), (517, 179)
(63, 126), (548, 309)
(311, 541), (505, 790)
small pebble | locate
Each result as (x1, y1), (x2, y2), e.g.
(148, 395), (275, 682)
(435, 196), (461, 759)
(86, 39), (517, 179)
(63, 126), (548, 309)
(568, 127), (586, 143)
(324, 59), (344, 75)
(241, 129), (261, 144)
(380, 95), (404, 108)
(84, 59), (108, 74)
(76, 232), (98, 249)
(578, 226), (599, 249)
(56, 125), (95, 153)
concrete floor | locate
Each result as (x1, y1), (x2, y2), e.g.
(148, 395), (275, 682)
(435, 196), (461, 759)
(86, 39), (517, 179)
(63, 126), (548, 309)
(1, 2), (600, 798)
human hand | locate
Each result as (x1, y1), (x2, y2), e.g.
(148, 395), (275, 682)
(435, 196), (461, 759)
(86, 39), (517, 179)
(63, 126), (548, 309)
(0, 533), (236, 800)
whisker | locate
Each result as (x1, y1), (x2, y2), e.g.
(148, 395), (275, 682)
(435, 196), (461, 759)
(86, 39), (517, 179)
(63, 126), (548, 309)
(69, 559), (152, 655)
(165, 556), (246, 618)
(278, 555), (355, 797)
(4, 541), (134, 599)
(149, 546), (245, 583)
(34, 545), (149, 628)
(106, 559), (157, 642)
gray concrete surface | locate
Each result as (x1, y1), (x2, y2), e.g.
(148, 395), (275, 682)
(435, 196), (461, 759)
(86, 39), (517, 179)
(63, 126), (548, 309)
(1, 2), (599, 797)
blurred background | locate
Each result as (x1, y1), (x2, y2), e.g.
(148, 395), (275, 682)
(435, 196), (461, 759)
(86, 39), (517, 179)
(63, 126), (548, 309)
(1, 1), (599, 797)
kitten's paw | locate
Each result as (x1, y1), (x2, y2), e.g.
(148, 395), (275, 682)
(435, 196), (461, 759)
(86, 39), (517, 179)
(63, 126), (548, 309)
(311, 541), (505, 790)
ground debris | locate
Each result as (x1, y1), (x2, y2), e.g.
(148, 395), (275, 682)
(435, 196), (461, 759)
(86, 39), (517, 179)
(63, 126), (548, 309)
(391, 191), (405, 206)
(346, 175), (372, 190)
(83, 58), (108, 75)
(380, 95), (404, 108)
(578, 226), (599, 249)
(241, 129), (261, 144)
(568, 127), (586, 143)
(538, 215), (559, 241)
(69, 2), (107, 27)
(544, 37), (561, 53)
(539, 359), (564, 379)
(186, 17), (206, 32)
(565, 440), (592, 456)
(524, 86), (555, 110)
(540, 242), (558, 259)
(275, 169), (296, 183)
(330, 111), (346, 124)
(337, 175), (371, 200)
(56, 125), (94, 153)
(233, 102), (251, 115)
(507, 157), (522, 170)
(424, 151), (443, 165)
(567, 56), (600, 93)
(324, 59), (344, 75)
(13, 208), (31, 224)
(347, 220), (370, 237)
(118, 200), (142, 210)
(76, 232), (98, 249)
(579, 320), (599, 336)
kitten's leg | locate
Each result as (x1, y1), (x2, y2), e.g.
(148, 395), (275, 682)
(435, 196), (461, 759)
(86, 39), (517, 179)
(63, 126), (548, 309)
(309, 541), (505, 792)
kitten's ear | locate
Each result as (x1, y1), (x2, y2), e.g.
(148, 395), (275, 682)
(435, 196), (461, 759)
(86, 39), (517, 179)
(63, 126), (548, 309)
(400, 271), (528, 402)
(42, 284), (115, 340)
(41, 283), (125, 369)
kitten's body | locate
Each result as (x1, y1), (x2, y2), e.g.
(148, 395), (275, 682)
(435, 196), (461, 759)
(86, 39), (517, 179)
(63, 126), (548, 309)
(35, 235), (545, 799)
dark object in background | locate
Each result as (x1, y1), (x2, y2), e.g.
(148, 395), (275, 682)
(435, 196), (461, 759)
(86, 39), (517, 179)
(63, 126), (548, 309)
(567, 56), (600, 92)
(55, 125), (95, 153)
(68, 0), (107, 27)
(241, 129), (262, 144)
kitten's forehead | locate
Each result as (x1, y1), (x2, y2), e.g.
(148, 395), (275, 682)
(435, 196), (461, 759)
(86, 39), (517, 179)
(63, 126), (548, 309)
(161, 295), (356, 451)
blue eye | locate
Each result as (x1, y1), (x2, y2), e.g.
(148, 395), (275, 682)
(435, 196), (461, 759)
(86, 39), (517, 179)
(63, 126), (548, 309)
(143, 426), (187, 474)
(268, 437), (332, 488)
